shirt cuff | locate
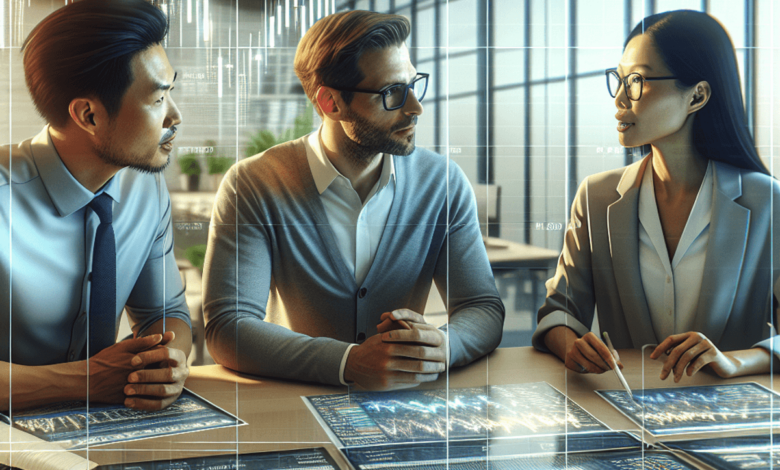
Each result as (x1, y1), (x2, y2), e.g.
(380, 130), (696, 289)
(339, 343), (358, 386)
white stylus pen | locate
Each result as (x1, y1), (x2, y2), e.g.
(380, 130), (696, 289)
(603, 332), (633, 400)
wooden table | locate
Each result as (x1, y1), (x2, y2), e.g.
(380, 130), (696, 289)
(62, 346), (777, 467)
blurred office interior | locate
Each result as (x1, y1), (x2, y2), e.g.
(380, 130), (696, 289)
(1, 0), (778, 365)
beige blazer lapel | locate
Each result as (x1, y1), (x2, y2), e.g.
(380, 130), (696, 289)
(607, 157), (658, 348)
(692, 162), (749, 345)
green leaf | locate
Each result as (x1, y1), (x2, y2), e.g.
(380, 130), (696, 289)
(243, 102), (316, 158)
(184, 244), (208, 270)
(206, 155), (234, 174)
(178, 154), (202, 175)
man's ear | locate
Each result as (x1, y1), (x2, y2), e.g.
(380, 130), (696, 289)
(316, 86), (342, 118)
(687, 81), (711, 115)
(68, 98), (105, 136)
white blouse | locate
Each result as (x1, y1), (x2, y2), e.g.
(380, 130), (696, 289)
(638, 160), (713, 342)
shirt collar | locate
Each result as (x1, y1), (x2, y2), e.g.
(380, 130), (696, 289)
(304, 126), (395, 195)
(30, 126), (123, 217)
(639, 159), (714, 267)
(639, 158), (714, 220)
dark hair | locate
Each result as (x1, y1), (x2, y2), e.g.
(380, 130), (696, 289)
(625, 10), (768, 175)
(22, 0), (168, 128)
(294, 10), (410, 116)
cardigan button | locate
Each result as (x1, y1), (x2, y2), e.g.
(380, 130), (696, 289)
(358, 287), (367, 298)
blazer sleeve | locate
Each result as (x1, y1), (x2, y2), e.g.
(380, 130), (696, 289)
(532, 178), (596, 351)
(751, 178), (780, 362)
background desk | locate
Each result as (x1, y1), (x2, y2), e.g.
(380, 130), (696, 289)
(73, 346), (777, 467)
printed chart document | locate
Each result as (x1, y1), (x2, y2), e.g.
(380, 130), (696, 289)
(343, 434), (698, 470)
(304, 382), (609, 446)
(2, 389), (245, 450)
(303, 382), (695, 470)
(596, 383), (780, 439)
(667, 434), (780, 470)
(93, 447), (339, 470)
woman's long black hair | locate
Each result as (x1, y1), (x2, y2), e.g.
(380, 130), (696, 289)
(626, 10), (769, 175)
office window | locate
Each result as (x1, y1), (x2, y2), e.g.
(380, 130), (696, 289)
(656, 0), (703, 13)
(495, 0), (525, 48)
(576, 0), (625, 49)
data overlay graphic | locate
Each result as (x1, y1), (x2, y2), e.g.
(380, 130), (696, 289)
(597, 383), (780, 437)
(3, 389), (245, 449)
(347, 446), (695, 470)
(304, 382), (609, 448)
(669, 435), (780, 470)
(94, 447), (339, 470)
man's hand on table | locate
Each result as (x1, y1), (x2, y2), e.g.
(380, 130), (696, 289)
(344, 310), (447, 390)
(123, 331), (189, 411)
(87, 333), (170, 404)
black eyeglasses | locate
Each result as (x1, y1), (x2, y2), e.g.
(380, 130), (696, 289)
(605, 68), (677, 101)
(329, 73), (429, 111)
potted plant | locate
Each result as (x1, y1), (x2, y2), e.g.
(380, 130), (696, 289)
(206, 154), (234, 191)
(245, 130), (278, 159)
(245, 103), (315, 158)
(178, 153), (201, 191)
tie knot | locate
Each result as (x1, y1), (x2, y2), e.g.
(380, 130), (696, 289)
(88, 193), (113, 224)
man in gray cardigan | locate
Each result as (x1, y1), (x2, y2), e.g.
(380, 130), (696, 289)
(202, 10), (504, 389)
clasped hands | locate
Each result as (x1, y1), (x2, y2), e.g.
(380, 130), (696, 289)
(344, 309), (447, 390)
(87, 331), (188, 410)
(565, 331), (737, 382)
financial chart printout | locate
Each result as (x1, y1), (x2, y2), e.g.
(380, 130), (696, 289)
(3, 389), (245, 449)
(344, 434), (696, 470)
(347, 449), (695, 470)
(94, 447), (339, 470)
(670, 435), (780, 470)
(597, 383), (780, 437)
(304, 382), (608, 448)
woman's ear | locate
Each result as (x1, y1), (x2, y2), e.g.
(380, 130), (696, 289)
(688, 81), (711, 114)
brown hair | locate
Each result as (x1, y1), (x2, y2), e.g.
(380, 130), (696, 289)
(294, 10), (410, 116)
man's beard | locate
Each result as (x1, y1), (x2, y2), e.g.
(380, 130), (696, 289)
(341, 107), (417, 169)
(94, 135), (170, 174)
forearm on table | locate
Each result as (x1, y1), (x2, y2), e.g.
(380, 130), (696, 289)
(140, 318), (193, 358)
(205, 312), (349, 385)
(543, 325), (579, 363)
(724, 348), (772, 377)
(444, 301), (505, 367)
(0, 360), (87, 411)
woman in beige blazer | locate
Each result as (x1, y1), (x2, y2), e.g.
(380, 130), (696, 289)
(532, 10), (780, 383)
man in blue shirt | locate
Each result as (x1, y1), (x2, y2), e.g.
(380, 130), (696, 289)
(0, 0), (191, 411)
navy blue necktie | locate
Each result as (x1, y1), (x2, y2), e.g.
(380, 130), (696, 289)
(88, 193), (116, 357)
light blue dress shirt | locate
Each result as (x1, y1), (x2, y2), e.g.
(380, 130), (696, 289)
(0, 127), (191, 366)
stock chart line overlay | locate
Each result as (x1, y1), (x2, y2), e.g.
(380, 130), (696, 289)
(304, 382), (609, 448)
(668, 434), (780, 470)
(4, 389), (245, 449)
(597, 382), (780, 438)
